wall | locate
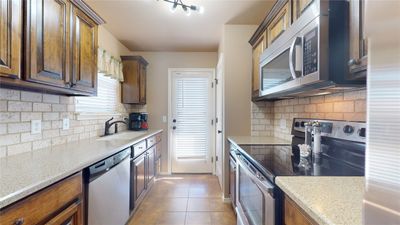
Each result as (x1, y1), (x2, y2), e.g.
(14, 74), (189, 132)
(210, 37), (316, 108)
(218, 24), (258, 198)
(129, 51), (218, 173)
(251, 89), (367, 141)
(0, 27), (132, 158)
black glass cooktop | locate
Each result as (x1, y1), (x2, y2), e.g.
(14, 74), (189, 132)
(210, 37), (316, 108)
(236, 144), (364, 182)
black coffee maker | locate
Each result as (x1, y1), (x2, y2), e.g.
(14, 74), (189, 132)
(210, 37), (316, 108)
(128, 113), (148, 131)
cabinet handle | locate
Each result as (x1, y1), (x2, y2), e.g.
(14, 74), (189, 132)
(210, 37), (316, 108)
(14, 218), (24, 225)
(348, 58), (361, 66)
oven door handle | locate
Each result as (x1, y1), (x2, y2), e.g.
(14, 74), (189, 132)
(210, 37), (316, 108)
(238, 156), (274, 196)
(289, 36), (302, 79)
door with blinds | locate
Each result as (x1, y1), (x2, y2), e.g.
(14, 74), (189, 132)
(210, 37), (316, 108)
(170, 70), (214, 173)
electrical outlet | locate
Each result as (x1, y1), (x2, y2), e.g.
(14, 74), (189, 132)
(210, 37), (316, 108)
(280, 119), (286, 129)
(62, 118), (70, 130)
(162, 116), (167, 123)
(31, 120), (42, 134)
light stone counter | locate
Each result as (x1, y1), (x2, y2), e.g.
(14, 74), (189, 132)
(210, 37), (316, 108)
(228, 136), (291, 145)
(276, 176), (364, 225)
(0, 129), (162, 209)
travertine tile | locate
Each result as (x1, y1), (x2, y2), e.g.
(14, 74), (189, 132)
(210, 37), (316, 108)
(52, 104), (67, 112)
(8, 101), (32, 112)
(0, 89), (20, 100)
(33, 103), (52, 112)
(21, 91), (42, 102)
(0, 134), (20, 146)
(43, 94), (60, 104)
(20, 112), (41, 122)
(32, 139), (52, 150)
(0, 124), (6, 135)
(8, 123), (31, 134)
(334, 101), (355, 113)
(43, 112), (59, 121)
(0, 112), (20, 123)
(0, 100), (7, 111)
(21, 133), (42, 142)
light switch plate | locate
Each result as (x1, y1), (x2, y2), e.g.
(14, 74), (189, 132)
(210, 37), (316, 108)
(280, 119), (287, 129)
(162, 116), (167, 123)
(31, 120), (42, 134)
(62, 118), (70, 130)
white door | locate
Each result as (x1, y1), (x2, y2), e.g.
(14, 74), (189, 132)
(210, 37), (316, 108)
(215, 55), (224, 186)
(169, 69), (214, 173)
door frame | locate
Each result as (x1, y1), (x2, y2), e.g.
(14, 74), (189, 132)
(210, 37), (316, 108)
(167, 68), (216, 174)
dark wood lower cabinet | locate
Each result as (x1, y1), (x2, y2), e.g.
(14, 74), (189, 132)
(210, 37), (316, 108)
(133, 153), (146, 207)
(147, 147), (155, 183)
(0, 173), (83, 225)
(284, 195), (317, 225)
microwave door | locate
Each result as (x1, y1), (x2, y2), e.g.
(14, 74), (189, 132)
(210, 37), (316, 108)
(261, 49), (292, 92)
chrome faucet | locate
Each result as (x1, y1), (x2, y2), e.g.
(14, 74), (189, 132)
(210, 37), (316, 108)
(104, 117), (129, 136)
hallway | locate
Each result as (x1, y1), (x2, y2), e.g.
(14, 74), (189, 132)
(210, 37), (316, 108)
(128, 175), (236, 225)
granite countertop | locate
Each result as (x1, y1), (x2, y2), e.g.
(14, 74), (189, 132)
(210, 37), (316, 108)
(227, 136), (291, 145)
(276, 176), (364, 225)
(0, 129), (163, 209)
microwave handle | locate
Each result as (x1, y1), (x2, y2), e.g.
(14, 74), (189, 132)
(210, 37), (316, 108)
(289, 37), (302, 79)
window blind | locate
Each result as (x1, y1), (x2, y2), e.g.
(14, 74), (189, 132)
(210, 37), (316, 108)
(174, 77), (210, 160)
(75, 73), (121, 113)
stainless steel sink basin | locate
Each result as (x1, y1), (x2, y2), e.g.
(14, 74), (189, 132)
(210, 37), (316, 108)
(96, 132), (146, 141)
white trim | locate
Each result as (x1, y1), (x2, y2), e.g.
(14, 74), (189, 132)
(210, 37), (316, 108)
(74, 112), (122, 121)
(167, 68), (216, 174)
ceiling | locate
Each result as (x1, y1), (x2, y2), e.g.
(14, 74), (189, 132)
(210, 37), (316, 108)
(86, 0), (276, 52)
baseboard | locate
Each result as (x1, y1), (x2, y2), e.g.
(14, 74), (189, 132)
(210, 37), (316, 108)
(222, 196), (231, 203)
(157, 172), (171, 176)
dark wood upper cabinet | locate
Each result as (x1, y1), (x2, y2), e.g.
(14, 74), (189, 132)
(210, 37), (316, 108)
(0, 0), (22, 79)
(121, 56), (148, 104)
(348, 0), (367, 79)
(251, 33), (266, 100)
(71, 6), (98, 94)
(0, 0), (104, 96)
(25, 0), (71, 88)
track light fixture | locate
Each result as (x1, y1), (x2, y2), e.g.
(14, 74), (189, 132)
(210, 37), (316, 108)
(162, 0), (204, 15)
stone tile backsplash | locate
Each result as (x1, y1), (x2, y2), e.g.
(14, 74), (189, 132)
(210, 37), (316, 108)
(0, 88), (146, 158)
(251, 89), (367, 141)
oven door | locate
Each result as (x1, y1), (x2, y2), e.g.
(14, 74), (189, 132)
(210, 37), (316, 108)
(236, 155), (275, 225)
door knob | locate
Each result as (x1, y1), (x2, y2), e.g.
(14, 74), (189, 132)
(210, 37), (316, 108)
(173, 119), (177, 123)
(173, 126), (176, 130)
(218, 130), (222, 134)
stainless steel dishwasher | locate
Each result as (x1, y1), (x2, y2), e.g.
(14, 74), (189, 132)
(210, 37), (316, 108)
(86, 148), (131, 225)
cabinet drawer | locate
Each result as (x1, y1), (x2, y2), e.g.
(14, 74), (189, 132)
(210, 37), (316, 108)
(133, 140), (147, 157)
(147, 136), (157, 148)
(0, 172), (82, 225)
(267, 3), (290, 45)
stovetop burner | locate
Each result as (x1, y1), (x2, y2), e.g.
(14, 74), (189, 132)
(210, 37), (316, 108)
(233, 118), (366, 182)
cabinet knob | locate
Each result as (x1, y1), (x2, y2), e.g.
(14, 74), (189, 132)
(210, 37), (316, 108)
(14, 218), (24, 225)
(348, 58), (361, 66)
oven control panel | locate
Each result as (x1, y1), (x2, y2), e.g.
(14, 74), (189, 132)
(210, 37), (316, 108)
(303, 27), (318, 75)
(293, 118), (366, 143)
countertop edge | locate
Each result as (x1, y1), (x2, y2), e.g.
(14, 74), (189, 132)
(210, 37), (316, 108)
(0, 129), (163, 209)
(227, 136), (291, 146)
(276, 177), (330, 225)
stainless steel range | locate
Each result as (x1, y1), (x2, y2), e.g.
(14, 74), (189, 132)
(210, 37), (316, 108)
(231, 118), (366, 225)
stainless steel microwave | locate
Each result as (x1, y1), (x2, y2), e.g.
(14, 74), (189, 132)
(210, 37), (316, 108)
(259, 0), (365, 100)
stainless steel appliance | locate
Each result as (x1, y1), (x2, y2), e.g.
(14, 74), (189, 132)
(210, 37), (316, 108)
(86, 148), (131, 225)
(233, 118), (366, 225)
(229, 147), (239, 210)
(259, 0), (364, 99)
(236, 153), (275, 225)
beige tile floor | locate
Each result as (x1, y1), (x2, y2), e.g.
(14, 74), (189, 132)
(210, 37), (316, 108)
(128, 175), (236, 225)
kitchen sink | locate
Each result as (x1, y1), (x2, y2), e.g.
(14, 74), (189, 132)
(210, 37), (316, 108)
(96, 131), (146, 141)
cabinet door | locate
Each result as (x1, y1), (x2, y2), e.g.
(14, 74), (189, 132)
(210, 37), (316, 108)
(25, 0), (70, 87)
(349, 0), (367, 79)
(147, 147), (155, 183)
(292, 0), (314, 22)
(284, 195), (317, 225)
(45, 201), (82, 225)
(251, 34), (266, 100)
(71, 7), (98, 94)
(267, 3), (290, 46)
(139, 63), (146, 104)
(133, 154), (146, 204)
(0, 0), (22, 79)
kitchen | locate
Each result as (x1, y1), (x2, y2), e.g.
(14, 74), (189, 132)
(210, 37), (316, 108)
(0, 0), (399, 225)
